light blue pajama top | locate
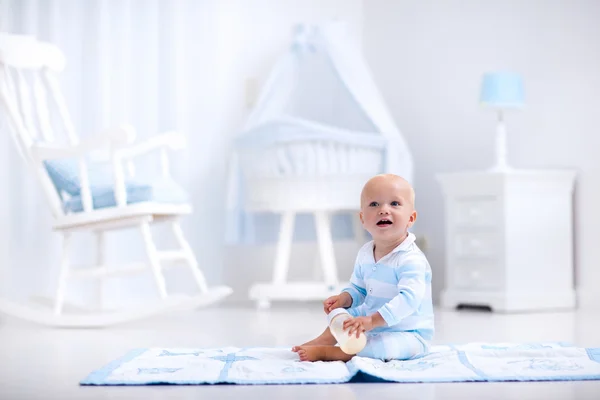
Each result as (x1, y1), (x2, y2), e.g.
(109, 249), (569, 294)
(342, 232), (434, 341)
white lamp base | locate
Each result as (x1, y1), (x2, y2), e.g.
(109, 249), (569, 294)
(490, 111), (512, 172)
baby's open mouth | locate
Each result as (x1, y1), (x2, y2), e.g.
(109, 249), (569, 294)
(377, 219), (393, 226)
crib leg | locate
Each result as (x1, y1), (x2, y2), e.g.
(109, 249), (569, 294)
(314, 211), (338, 287)
(273, 211), (295, 285)
(312, 249), (322, 281)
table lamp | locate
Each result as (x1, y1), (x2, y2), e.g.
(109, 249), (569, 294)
(479, 72), (525, 171)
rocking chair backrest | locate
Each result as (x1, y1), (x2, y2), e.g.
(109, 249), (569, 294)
(0, 33), (78, 218)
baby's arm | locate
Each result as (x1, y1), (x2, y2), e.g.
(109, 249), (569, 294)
(340, 261), (367, 310)
(346, 264), (427, 334)
(375, 261), (428, 327)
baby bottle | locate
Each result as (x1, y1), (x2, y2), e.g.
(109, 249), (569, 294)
(327, 308), (367, 355)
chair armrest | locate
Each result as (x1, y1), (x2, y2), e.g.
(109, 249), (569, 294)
(31, 124), (136, 161)
(115, 131), (186, 160)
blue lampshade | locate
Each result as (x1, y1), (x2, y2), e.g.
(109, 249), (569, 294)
(479, 72), (525, 109)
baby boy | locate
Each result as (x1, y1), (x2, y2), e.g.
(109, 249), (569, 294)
(292, 174), (434, 362)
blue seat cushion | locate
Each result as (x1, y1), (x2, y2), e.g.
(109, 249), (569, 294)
(63, 177), (189, 213)
(44, 159), (116, 196)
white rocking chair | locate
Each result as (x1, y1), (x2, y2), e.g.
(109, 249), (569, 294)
(0, 33), (231, 327)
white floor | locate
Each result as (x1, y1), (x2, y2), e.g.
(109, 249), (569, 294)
(0, 304), (599, 399)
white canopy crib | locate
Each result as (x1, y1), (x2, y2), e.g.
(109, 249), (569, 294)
(226, 22), (414, 308)
(0, 33), (231, 327)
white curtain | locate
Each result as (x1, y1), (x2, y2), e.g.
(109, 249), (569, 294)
(0, 0), (231, 306)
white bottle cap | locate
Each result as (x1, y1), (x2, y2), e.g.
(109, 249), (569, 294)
(327, 307), (350, 325)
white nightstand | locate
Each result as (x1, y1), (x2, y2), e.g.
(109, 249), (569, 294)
(437, 170), (577, 312)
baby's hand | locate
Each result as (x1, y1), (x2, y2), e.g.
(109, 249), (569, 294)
(343, 316), (374, 338)
(323, 295), (342, 314)
(323, 292), (351, 314)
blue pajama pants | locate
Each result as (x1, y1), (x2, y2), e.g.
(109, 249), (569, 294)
(356, 330), (429, 361)
(343, 305), (429, 361)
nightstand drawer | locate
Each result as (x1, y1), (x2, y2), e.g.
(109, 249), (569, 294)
(453, 197), (499, 227)
(453, 232), (499, 258)
(453, 261), (501, 290)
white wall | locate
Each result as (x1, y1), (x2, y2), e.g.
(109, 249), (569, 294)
(363, 0), (600, 307)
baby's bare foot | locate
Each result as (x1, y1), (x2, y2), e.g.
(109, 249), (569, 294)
(292, 345), (326, 362)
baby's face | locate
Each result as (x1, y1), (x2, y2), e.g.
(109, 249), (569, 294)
(359, 176), (416, 242)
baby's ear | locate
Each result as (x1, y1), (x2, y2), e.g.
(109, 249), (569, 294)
(409, 210), (418, 224)
(359, 211), (364, 224)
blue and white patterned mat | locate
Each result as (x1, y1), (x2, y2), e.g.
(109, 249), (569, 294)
(81, 342), (600, 385)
